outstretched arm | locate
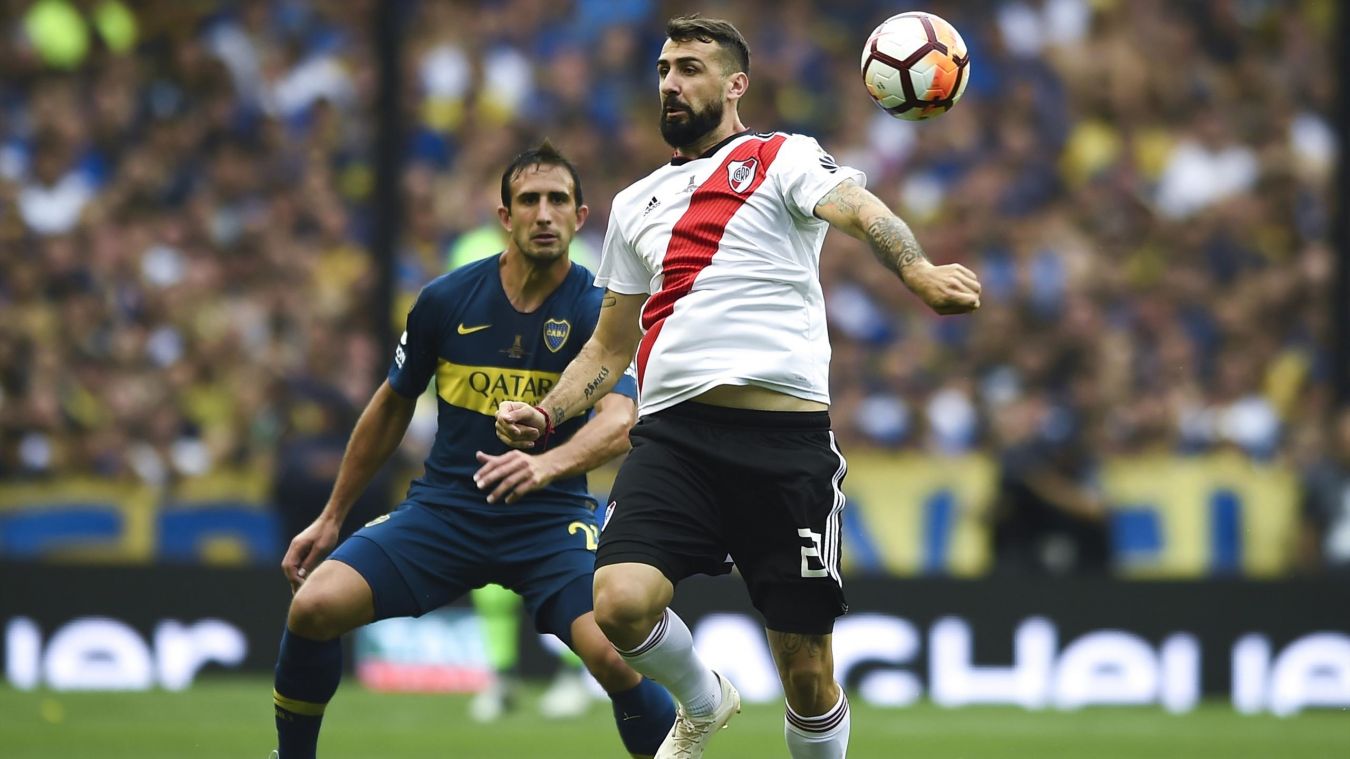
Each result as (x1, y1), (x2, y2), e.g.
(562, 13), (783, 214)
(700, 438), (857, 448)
(813, 179), (981, 315)
(474, 390), (636, 504)
(496, 290), (647, 448)
(281, 381), (416, 591)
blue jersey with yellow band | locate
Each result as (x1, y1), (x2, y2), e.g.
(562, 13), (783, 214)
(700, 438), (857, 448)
(388, 254), (638, 514)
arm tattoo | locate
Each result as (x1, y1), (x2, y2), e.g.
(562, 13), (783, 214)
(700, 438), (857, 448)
(817, 183), (863, 217)
(601, 294), (617, 308)
(865, 216), (929, 280)
(548, 404), (567, 428)
(818, 181), (929, 281)
(583, 367), (611, 399)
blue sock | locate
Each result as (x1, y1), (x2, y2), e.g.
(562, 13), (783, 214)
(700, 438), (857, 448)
(273, 628), (342, 759)
(610, 677), (677, 756)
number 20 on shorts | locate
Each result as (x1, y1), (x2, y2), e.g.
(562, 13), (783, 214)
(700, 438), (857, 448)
(569, 521), (600, 551)
(798, 528), (829, 578)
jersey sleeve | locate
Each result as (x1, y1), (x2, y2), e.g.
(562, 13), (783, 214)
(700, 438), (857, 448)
(774, 134), (867, 220)
(387, 286), (441, 398)
(593, 208), (651, 295)
(610, 361), (639, 402)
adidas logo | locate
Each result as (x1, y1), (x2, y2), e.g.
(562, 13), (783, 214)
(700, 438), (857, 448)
(642, 195), (661, 216)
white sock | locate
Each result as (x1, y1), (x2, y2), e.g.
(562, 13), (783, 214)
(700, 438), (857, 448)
(616, 608), (723, 718)
(785, 689), (850, 759)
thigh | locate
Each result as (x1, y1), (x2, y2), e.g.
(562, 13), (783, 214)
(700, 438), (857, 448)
(493, 508), (602, 638)
(328, 500), (489, 619)
(726, 428), (849, 634)
(595, 415), (732, 584)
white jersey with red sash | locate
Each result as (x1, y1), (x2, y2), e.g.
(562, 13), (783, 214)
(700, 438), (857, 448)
(596, 130), (865, 415)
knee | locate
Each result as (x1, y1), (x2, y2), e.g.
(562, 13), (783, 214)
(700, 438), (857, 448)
(287, 583), (350, 641)
(592, 573), (664, 645)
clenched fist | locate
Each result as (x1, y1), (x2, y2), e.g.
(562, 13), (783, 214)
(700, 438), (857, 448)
(903, 261), (982, 315)
(495, 401), (548, 448)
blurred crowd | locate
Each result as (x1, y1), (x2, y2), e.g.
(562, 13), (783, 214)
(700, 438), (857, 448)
(0, 0), (1343, 572)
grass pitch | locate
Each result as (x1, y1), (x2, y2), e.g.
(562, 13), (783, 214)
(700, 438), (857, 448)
(1, 676), (1344, 758)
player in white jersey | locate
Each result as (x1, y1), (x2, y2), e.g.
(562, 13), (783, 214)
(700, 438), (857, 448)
(497, 15), (981, 759)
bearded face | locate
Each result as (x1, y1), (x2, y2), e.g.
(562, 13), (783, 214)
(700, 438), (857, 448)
(660, 94), (725, 150)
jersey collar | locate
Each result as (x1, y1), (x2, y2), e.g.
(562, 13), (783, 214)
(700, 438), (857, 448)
(670, 129), (753, 166)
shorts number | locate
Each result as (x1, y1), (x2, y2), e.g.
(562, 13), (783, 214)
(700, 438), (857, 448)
(798, 528), (828, 578)
(569, 521), (600, 551)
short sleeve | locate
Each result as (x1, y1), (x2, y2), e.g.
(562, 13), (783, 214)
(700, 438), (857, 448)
(594, 210), (652, 295)
(387, 287), (440, 398)
(774, 134), (867, 220)
(610, 361), (639, 402)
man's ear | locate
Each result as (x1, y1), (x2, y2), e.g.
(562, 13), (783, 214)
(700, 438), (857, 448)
(497, 204), (511, 231)
(726, 71), (749, 102)
(574, 203), (590, 230)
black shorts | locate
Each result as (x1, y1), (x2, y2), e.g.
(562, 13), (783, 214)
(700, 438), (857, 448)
(596, 401), (849, 634)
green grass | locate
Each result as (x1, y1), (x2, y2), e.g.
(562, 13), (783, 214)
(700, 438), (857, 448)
(1, 676), (1344, 758)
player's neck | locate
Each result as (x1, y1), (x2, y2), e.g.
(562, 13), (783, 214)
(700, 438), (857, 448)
(499, 249), (568, 313)
(674, 113), (748, 160)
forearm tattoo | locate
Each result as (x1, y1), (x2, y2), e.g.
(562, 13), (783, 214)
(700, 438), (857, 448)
(865, 215), (929, 280)
(548, 404), (567, 428)
(820, 183), (930, 281)
(583, 366), (611, 399)
(540, 338), (616, 427)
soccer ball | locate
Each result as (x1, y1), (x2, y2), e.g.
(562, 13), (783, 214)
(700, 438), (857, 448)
(861, 11), (970, 121)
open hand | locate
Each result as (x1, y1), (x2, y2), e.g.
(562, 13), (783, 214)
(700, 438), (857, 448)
(473, 449), (556, 504)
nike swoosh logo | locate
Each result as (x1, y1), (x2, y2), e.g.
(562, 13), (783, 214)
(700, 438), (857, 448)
(622, 713), (642, 721)
(457, 323), (491, 335)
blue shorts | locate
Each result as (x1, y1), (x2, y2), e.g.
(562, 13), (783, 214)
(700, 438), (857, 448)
(328, 499), (600, 641)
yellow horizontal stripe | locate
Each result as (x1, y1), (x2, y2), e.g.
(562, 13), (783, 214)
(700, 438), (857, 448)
(273, 689), (327, 717)
(435, 360), (561, 416)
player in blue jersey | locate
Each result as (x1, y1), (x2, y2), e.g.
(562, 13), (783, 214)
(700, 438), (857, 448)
(269, 141), (676, 759)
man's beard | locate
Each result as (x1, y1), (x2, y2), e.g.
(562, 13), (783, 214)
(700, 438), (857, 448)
(660, 98), (724, 149)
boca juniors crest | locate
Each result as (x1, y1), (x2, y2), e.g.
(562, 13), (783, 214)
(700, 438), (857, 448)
(543, 319), (571, 353)
(727, 158), (758, 193)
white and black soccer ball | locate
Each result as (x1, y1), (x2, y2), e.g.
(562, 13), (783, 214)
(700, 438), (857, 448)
(861, 11), (971, 121)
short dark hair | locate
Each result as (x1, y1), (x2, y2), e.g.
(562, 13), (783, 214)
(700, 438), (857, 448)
(666, 14), (750, 76)
(499, 139), (584, 209)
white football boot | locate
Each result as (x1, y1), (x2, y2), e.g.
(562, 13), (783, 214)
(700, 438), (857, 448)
(654, 671), (741, 759)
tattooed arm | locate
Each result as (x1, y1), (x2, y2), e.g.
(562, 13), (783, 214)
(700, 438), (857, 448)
(814, 179), (981, 315)
(495, 290), (646, 449)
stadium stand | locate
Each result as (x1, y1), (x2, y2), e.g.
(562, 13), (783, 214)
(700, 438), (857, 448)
(0, 0), (1337, 576)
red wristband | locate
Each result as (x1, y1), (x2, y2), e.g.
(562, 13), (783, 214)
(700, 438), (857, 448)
(533, 405), (555, 448)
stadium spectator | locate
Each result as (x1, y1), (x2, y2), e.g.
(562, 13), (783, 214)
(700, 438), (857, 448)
(992, 399), (1111, 575)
